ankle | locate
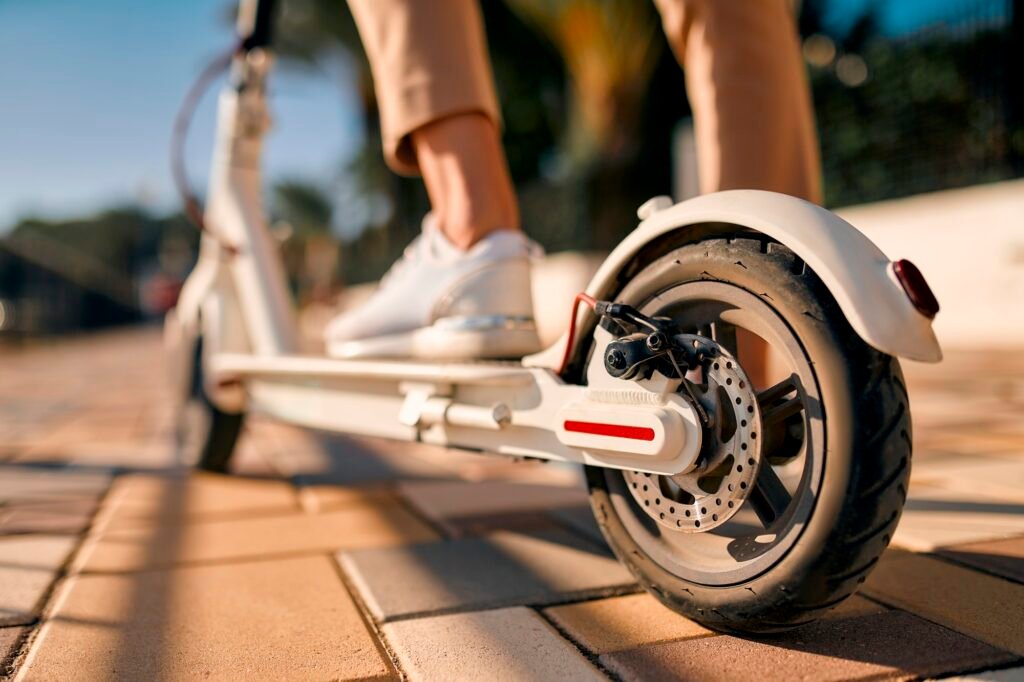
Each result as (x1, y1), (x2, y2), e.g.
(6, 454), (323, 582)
(439, 202), (520, 250)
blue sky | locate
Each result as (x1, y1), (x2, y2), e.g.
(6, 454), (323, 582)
(817, 0), (1008, 38)
(0, 0), (363, 229)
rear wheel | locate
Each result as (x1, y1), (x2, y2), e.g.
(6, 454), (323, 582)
(175, 337), (244, 473)
(586, 237), (910, 633)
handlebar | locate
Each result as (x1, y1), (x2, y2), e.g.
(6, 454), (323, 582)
(237, 0), (278, 51)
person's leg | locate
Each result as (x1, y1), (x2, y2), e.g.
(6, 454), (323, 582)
(412, 113), (519, 249)
(653, 0), (822, 388)
(346, 0), (516, 249)
(331, 0), (538, 358)
(653, 0), (822, 201)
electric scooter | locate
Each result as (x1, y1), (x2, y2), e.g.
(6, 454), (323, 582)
(167, 0), (942, 634)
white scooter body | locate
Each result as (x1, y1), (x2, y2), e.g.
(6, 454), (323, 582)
(168, 47), (941, 478)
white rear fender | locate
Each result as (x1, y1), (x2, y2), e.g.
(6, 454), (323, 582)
(579, 190), (942, 363)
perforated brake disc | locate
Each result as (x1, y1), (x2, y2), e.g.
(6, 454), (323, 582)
(623, 344), (763, 532)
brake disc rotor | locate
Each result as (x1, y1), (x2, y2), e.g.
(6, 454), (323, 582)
(623, 345), (763, 532)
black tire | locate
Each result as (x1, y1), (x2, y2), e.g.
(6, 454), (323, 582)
(176, 337), (245, 473)
(586, 236), (911, 634)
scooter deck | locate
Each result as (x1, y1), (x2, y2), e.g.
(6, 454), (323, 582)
(208, 347), (702, 477)
(211, 352), (539, 387)
(208, 351), (571, 459)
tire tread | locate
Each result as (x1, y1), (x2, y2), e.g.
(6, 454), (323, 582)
(586, 237), (912, 634)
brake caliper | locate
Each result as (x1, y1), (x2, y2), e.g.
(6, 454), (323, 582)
(596, 302), (714, 383)
(594, 301), (765, 533)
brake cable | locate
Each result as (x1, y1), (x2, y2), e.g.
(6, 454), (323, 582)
(170, 41), (244, 256)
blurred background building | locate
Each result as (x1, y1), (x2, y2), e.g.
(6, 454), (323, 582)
(0, 0), (1020, 338)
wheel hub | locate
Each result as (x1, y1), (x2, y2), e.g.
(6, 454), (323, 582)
(623, 344), (763, 532)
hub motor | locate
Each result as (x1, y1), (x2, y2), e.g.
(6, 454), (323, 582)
(590, 301), (765, 533)
(622, 343), (763, 532)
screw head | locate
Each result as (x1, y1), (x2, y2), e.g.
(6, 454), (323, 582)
(606, 349), (627, 370)
(646, 332), (667, 352)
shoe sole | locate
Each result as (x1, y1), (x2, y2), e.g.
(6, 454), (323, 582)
(327, 317), (544, 361)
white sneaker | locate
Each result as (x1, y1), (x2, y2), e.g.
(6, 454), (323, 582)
(325, 215), (544, 360)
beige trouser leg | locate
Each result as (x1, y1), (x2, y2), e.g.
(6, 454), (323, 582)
(654, 0), (822, 202)
(348, 0), (820, 202)
(346, 0), (502, 176)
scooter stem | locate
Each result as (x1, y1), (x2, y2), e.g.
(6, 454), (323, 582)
(200, 44), (298, 356)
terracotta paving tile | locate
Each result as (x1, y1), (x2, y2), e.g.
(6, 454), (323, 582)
(862, 550), (1024, 655)
(0, 445), (22, 462)
(19, 441), (178, 472)
(0, 468), (110, 504)
(268, 432), (457, 487)
(398, 479), (589, 531)
(908, 456), (997, 486)
(947, 667), (1024, 681)
(911, 405), (1017, 429)
(892, 486), (1024, 551)
(338, 529), (635, 622)
(382, 607), (604, 681)
(96, 472), (300, 530)
(21, 430), (141, 459)
(244, 419), (324, 453)
(22, 555), (394, 680)
(452, 458), (587, 486)
(0, 535), (77, 626)
(289, 426), (584, 487)
(548, 506), (606, 544)
(226, 439), (282, 478)
(939, 536), (1024, 584)
(79, 501), (438, 572)
(826, 594), (890, 619)
(927, 432), (1024, 458)
(297, 484), (396, 514)
(909, 450), (982, 472)
(8, 306), (1024, 680)
(544, 592), (711, 654)
(395, 478), (600, 540)
(544, 593), (884, 655)
(912, 459), (1024, 503)
(987, 416), (1024, 436)
(441, 511), (562, 538)
(0, 498), (97, 535)
(600, 611), (1017, 682)
(1, 625), (27, 670)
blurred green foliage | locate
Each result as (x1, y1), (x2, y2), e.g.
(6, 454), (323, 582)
(809, 28), (1020, 206)
(0, 208), (197, 332)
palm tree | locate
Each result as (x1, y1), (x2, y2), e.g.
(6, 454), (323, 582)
(505, 0), (663, 170)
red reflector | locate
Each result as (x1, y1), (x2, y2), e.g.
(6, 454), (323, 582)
(563, 420), (656, 441)
(893, 259), (940, 319)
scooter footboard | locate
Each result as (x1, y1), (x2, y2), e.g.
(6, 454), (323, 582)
(211, 352), (702, 475)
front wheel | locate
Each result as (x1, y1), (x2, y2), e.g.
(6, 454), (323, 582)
(174, 336), (245, 473)
(586, 237), (911, 633)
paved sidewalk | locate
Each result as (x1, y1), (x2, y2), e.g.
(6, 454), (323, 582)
(2, 327), (1023, 681)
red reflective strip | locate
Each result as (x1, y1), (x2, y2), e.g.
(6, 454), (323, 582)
(563, 420), (655, 441)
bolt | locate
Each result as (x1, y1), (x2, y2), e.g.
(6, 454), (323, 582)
(606, 349), (627, 370)
(646, 332), (667, 352)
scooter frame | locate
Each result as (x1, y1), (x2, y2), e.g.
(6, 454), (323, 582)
(168, 1), (941, 478)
